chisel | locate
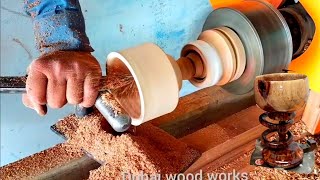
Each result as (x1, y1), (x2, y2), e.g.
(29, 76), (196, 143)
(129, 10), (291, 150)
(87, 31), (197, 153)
(0, 76), (131, 132)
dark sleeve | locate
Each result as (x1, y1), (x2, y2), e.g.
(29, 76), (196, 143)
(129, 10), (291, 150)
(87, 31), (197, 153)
(24, 0), (94, 54)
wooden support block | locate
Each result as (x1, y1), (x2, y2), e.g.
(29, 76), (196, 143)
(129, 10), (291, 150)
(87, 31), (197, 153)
(35, 156), (100, 180)
(152, 86), (255, 138)
(184, 125), (266, 174)
(180, 106), (263, 152)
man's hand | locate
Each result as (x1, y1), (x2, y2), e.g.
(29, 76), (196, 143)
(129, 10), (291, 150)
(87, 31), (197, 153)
(22, 51), (102, 115)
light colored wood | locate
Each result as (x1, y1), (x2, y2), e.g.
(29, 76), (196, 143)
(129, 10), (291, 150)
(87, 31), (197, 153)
(255, 73), (309, 112)
(199, 29), (236, 86)
(215, 27), (246, 82)
(181, 40), (223, 88)
(166, 55), (183, 89)
(107, 43), (180, 125)
(186, 52), (205, 78)
(302, 90), (320, 135)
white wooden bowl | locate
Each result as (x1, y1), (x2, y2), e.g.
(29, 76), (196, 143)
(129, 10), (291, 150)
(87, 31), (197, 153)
(107, 43), (179, 126)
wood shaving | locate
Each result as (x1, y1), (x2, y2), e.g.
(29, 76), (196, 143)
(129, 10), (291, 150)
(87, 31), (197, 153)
(65, 111), (199, 179)
(55, 114), (80, 139)
(249, 166), (319, 180)
(100, 91), (124, 116)
(1, 110), (199, 179)
(290, 120), (308, 138)
(0, 144), (83, 180)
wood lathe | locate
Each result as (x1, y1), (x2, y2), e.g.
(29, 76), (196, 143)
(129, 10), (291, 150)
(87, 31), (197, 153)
(1, 0), (319, 179)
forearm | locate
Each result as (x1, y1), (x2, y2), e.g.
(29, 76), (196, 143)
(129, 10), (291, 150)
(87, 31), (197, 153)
(25, 0), (93, 54)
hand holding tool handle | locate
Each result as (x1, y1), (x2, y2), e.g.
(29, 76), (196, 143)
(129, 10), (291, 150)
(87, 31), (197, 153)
(1, 76), (131, 132)
(0, 76), (110, 93)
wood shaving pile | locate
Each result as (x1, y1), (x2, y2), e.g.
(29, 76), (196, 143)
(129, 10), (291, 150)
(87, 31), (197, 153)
(0, 144), (83, 180)
(249, 166), (319, 180)
(290, 120), (308, 138)
(55, 114), (80, 138)
(65, 111), (199, 179)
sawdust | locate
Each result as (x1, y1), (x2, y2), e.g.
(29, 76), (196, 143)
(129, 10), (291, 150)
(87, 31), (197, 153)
(100, 91), (124, 116)
(249, 166), (319, 180)
(0, 143), (83, 180)
(2, 110), (199, 179)
(32, 7), (93, 53)
(64, 111), (199, 179)
(55, 114), (80, 139)
(104, 69), (134, 90)
(290, 119), (308, 138)
(209, 150), (253, 174)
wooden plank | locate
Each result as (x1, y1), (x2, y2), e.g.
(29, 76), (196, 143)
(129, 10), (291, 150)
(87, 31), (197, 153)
(35, 156), (100, 180)
(180, 106), (263, 152)
(202, 139), (256, 173)
(184, 125), (266, 173)
(152, 86), (254, 138)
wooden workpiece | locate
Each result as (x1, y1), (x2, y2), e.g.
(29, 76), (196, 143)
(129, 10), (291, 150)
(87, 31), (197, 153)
(102, 23), (247, 127)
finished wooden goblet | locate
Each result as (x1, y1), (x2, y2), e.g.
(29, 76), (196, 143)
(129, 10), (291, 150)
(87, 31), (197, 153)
(254, 73), (310, 169)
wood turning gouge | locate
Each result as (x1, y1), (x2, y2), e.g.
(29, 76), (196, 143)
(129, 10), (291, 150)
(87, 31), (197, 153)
(0, 76), (132, 133)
